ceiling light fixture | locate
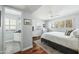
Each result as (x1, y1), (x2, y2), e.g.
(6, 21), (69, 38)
(48, 6), (53, 19)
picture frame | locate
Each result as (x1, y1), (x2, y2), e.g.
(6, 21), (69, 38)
(24, 19), (31, 25)
(66, 19), (72, 28)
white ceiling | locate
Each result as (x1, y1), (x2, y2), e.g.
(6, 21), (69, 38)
(32, 5), (79, 20)
(7, 5), (79, 20)
(8, 5), (41, 14)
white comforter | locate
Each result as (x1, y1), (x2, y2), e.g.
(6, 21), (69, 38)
(41, 32), (78, 51)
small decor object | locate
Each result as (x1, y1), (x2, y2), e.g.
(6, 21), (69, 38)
(43, 24), (45, 27)
(24, 19), (31, 25)
(32, 26), (34, 31)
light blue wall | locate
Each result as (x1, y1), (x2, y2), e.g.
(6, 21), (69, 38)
(45, 13), (79, 32)
(32, 19), (44, 36)
(22, 12), (32, 50)
(72, 15), (79, 29)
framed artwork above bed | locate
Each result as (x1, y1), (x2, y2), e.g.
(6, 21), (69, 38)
(52, 19), (72, 28)
(55, 20), (65, 28)
(66, 19), (72, 28)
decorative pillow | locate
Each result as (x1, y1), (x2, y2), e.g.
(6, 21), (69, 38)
(65, 30), (73, 36)
(70, 29), (79, 37)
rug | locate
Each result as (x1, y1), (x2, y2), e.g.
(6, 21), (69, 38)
(15, 43), (47, 54)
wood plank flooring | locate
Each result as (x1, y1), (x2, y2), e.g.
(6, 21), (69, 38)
(15, 42), (47, 54)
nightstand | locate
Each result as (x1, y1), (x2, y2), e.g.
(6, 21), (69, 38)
(32, 36), (41, 41)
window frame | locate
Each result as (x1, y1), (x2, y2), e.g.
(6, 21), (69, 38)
(5, 16), (17, 31)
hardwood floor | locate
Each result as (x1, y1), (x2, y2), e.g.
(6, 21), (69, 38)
(15, 36), (47, 54)
(15, 42), (47, 54)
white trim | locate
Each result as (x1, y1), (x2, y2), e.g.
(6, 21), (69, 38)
(34, 40), (62, 54)
(22, 45), (33, 51)
(34, 41), (49, 54)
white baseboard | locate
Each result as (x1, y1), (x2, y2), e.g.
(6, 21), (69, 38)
(22, 45), (33, 51)
(0, 45), (33, 54)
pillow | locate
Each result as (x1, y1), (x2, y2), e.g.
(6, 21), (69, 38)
(70, 29), (79, 37)
(65, 30), (73, 36)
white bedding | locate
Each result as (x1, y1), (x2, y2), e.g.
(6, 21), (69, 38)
(41, 32), (78, 51)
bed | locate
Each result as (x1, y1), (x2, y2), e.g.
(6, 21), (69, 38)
(41, 32), (78, 54)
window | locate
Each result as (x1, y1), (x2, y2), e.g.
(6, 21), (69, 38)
(4, 8), (22, 31)
(5, 18), (16, 30)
